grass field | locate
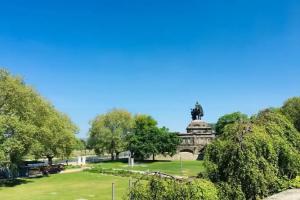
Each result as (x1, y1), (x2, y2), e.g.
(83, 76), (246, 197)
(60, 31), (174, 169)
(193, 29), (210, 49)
(0, 172), (130, 200)
(93, 160), (205, 177)
(0, 160), (205, 200)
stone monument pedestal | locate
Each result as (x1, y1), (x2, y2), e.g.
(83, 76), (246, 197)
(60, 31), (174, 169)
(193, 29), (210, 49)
(177, 120), (215, 155)
(177, 102), (215, 156)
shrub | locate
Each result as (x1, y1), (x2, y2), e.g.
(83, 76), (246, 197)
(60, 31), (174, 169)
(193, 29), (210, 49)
(204, 109), (300, 199)
(126, 177), (218, 200)
(290, 176), (300, 188)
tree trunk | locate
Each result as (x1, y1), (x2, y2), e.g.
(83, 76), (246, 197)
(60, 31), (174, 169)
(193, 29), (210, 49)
(111, 152), (115, 160)
(152, 154), (155, 161)
(116, 152), (120, 160)
(111, 140), (115, 161)
(47, 156), (53, 165)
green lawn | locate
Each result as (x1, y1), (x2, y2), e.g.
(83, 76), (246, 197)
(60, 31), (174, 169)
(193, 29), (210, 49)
(0, 160), (205, 200)
(93, 160), (205, 177)
(0, 172), (129, 200)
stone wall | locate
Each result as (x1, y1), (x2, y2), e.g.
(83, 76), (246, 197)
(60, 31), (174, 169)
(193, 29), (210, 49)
(150, 152), (199, 161)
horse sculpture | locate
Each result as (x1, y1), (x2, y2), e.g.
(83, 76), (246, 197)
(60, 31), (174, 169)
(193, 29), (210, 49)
(191, 101), (204, 120)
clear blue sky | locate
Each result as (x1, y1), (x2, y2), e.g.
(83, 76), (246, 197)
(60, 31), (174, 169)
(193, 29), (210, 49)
(1, 0), (300, 138)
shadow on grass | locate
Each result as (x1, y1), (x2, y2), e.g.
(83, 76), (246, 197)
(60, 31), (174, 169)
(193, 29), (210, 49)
(0, 179), (32, 187)
(137, 160), (172, 163)
(0, 176), (50, 187)
(100, 158), (128, 163)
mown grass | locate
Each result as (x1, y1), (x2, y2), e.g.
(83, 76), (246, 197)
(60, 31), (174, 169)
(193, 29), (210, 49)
(0, 160), (205, 200)
(0, 172), (130, 200)
(92, 160), (205, 177)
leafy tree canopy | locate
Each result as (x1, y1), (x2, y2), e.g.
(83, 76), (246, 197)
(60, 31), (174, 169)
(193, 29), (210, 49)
(88, 109), (133, 160)
(215, 112), (248, 135)
(0, 68), (78, 171)
(281, 97), (300, 132)
(127, 114), (181, 160)
(204, 107), (300, 199)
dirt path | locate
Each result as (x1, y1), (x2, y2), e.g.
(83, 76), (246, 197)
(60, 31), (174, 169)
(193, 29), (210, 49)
(265, 189), (300, 200)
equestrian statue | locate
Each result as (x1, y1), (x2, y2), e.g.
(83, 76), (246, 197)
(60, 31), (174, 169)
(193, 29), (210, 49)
(191, 101), (204, 120)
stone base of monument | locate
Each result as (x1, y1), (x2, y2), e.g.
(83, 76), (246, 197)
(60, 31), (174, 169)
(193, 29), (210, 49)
(150, 152), (199, 161)
(176, 119), (215, 159)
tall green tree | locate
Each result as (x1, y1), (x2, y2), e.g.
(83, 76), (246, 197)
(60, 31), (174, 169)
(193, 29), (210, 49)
(127, 115), (158, 160)
(157, 127), (181, 159)
(32, 111), (78, 164)
(74, 138), (88, 155)
(0, 68), (78, 169)
(127, 115), (181, 160)
(204, 108), (300, 199)
(88, 109), (133, 160)
(0, 69), (42, 169)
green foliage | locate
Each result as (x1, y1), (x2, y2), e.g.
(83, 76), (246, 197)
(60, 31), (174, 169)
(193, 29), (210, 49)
(290, 176), (300, 188)
(127, 115), (181, 160)
(33, 112), (78, 163)
(205, 123), (281, 199)
(87, 166), (144, 180)
(281, 97), (300, 132)
(91, 160), (205, 177)
(217, 182), (246, 200)
(254, 109), (300, 178)
(158, 127), (181, 157)
(0, 115), (37, 176)
(88, 109), (133, 160)
(0, 68), (78, 171)
(127, 177), (218, 200)
(205, 108), (300, 199)
(74, 138), (87, 151)
(215, 112), (248, 135)
(255, 108), (300, 149)
(127, 115), (159, 160)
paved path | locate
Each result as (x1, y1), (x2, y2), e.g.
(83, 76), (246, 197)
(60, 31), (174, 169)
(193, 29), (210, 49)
(265, 189), (300, 200)
(60, 167), (91, 174)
